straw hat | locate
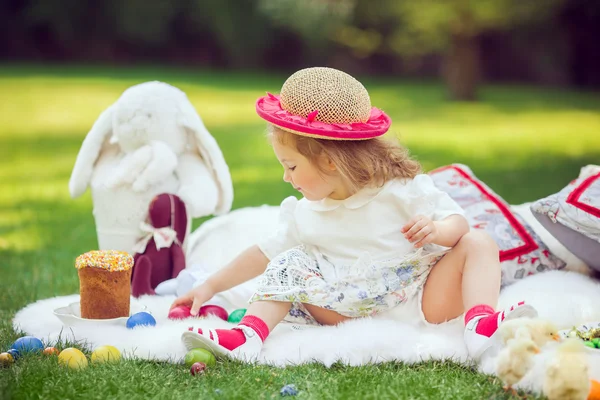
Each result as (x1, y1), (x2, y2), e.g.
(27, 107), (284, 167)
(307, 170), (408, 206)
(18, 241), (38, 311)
(255, 67), (391, 140)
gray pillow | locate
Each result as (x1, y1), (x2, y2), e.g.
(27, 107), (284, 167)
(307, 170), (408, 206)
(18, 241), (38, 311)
(532, 211), (600, 271)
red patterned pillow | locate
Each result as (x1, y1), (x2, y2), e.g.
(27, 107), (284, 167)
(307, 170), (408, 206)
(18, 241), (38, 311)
(530, 165), (600, 270)
(429, 164), (566, 285)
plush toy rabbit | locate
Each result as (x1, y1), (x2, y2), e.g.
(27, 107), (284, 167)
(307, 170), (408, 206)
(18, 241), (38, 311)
(131, 193), (188, 297)
(69, 81), (233, 254)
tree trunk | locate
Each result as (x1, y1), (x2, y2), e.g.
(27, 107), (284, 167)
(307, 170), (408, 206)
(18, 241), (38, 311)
(443, 34), (480, 101)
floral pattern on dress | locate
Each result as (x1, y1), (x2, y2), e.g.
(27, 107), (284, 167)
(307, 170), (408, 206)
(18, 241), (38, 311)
(251, 245), (446, 325)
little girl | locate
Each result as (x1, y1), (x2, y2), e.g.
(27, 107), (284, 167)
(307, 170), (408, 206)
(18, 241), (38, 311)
(173, 67), (536, 361)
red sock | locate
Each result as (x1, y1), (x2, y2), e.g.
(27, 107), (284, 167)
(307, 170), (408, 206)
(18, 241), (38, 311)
(464, 302), (526, 337)
(464, 304), (497, 337)
(188, 315), (270, 351)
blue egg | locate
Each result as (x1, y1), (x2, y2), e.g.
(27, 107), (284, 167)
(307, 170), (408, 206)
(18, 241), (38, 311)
(11, 336), (44, 353)
(126, 312), (156, 329)
(7, 349), (20, 360)
(280, 384), (298, 396)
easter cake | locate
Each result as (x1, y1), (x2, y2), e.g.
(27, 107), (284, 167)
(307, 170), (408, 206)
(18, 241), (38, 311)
(76, 250), (133, 319)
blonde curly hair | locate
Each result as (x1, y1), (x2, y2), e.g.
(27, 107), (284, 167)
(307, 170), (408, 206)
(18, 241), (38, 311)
(268, 125), (422, 193)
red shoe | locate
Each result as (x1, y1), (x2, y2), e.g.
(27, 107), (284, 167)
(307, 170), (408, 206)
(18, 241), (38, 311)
(464, 302), (538, 359)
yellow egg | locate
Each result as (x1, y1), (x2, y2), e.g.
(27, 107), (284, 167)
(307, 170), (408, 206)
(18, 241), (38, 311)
(91, 345), (121, 364)
(0, 352), (14, 367)
(58, 348), (88, 370)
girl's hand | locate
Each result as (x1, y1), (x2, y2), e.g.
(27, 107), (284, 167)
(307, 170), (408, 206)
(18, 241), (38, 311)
(401, 215), (438, 248)
(169, 282), (216, 316)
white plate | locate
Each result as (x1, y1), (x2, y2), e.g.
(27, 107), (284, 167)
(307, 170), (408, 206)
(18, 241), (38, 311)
(558, 321), (600, 352)
(53, 301), (148, 327)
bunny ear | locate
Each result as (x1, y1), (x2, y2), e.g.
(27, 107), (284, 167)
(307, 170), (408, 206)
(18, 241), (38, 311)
(68, 104), (115, 198)
(178, 100), (234, 215)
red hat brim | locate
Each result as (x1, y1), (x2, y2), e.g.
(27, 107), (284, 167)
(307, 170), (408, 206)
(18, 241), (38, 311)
(255, 94), (391, 140)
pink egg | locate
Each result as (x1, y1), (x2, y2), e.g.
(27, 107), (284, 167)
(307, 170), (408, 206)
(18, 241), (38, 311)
(168, 305), (192, 320)
(198, 305), (228, 321)
(190, 361), (206, 376)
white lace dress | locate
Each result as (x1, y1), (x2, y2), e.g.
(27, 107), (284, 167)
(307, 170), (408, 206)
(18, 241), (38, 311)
(253, 175), (465, 325)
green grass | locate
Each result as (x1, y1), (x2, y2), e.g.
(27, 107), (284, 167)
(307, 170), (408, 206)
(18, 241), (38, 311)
(1, 63), (599, 399)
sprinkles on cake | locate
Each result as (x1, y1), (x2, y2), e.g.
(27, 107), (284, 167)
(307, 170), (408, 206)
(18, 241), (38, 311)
(75, 250), (133, 272)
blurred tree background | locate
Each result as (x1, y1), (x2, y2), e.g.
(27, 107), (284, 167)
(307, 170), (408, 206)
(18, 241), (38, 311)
(1, 0), (599, 100)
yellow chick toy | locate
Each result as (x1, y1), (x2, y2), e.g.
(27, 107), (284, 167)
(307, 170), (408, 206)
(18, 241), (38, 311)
(498, 317), (560, 348)
(543, 338), (590, 400)
(496, 328), (540, 393)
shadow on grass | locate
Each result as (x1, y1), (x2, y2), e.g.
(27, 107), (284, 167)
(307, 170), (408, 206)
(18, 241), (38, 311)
(0, 63), (287, 93)
(2, 64), (599, 117)
(371, 82), (600, 117)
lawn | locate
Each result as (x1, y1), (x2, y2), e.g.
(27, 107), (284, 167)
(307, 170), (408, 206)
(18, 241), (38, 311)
(1, 64), (599, 399)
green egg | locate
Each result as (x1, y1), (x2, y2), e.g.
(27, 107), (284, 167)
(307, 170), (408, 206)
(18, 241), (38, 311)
(584, 341), (596, 349)
(592, 338), (600, 348)
(227, 308), (247, 323)
(184, 348), (216, 368)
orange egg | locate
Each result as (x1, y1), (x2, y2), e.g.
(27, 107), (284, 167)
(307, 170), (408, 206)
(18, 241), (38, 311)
(588, 379), (600, 400)
(43, 347), (59, 356)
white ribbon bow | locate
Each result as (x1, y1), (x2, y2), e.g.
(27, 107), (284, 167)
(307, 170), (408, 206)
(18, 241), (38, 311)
(133, 221), (179, 254)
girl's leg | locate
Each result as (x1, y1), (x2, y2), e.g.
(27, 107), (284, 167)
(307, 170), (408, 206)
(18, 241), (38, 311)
(184, 300), (289, 355)
(183, 300), (351, 358)
(303, 304), (352, 325)
(182, 246), (355, 358)
(421, 230), (501, 323)
(420, 230), (536, 358)
(246, 301), (292, 330)
(245, 301), (351, 329)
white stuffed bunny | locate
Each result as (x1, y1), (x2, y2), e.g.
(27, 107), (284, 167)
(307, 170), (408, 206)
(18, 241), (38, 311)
(69, 81), (233, 254)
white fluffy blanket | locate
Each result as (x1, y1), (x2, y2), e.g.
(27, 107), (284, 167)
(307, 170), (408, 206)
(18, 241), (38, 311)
(12, 270), (600, 395)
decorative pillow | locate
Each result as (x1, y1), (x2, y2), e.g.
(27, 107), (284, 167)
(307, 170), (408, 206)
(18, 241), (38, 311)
(530, 165), (600, 271)
(429, 164), (566, 286)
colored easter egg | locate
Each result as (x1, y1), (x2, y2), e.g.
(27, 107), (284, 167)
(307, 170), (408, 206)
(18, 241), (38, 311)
(190, 361), (206, 376)
(58, 348), (88, 370)
(6, 349), (19, 360)
(43, 347), (59, 356)
(0, 352), (14, 367)
(584, 341), (596, 349)
(91, 345), (121, 363)
(589, 379), (600, 400)
(198, 305), (228, 321)
(168, 306), (192, 320)
(280, 384), (298, 396)
(184, 348), (216, 368)
(592, 338), (600, 348)
(227, 308), (247, 323)
(126, 312), (156, 329)
(11, 336), (44, 353)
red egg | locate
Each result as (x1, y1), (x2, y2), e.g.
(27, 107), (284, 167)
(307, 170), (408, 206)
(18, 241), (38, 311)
(198, 305), (228, 321)
(168, 305), (192, 320)
(190, 362), (206, 376)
